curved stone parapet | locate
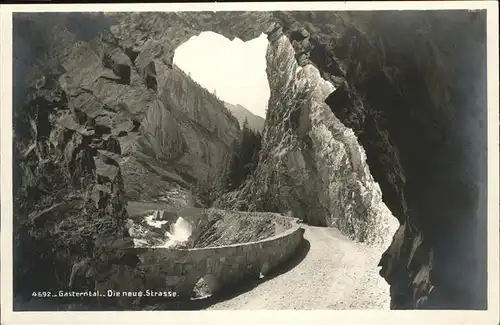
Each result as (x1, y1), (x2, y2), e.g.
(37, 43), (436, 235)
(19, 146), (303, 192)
(129, 210), (303, 299)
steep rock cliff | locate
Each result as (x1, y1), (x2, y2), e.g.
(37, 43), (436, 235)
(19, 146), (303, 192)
(13, 13), (240, 204)
(216, 33), (398, 247)
(271, 11), (487, 309)
(126, 65), (240, 201)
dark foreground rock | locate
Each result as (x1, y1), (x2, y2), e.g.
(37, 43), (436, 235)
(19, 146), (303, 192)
(12, 77), (144, 310)
(274, 11), (487, 309)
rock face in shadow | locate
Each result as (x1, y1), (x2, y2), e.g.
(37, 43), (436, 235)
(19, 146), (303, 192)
(12, 11), (487, 310)
(216, 33), (398, 247)
(12, 66), (144, 310)
(271, 11), (487, 309)
(13, 14), (149, 311)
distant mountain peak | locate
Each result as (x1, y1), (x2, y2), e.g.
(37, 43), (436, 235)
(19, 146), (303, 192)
(223, 101), (265, 132)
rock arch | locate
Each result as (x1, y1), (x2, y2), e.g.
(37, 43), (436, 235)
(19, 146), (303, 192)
(12, 11), (488, 310)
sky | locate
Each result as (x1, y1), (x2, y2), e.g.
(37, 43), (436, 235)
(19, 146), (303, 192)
(173, 31), (270, 118)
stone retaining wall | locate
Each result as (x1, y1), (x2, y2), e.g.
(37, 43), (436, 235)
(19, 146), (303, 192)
(130, 214), (303, 299)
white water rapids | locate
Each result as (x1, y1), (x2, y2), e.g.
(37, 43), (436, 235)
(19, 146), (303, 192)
(162, 216), (193, 248)
(128, 210), (193, 248)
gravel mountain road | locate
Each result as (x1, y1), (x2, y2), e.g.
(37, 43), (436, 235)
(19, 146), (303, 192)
(207, 225), (391, 310)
